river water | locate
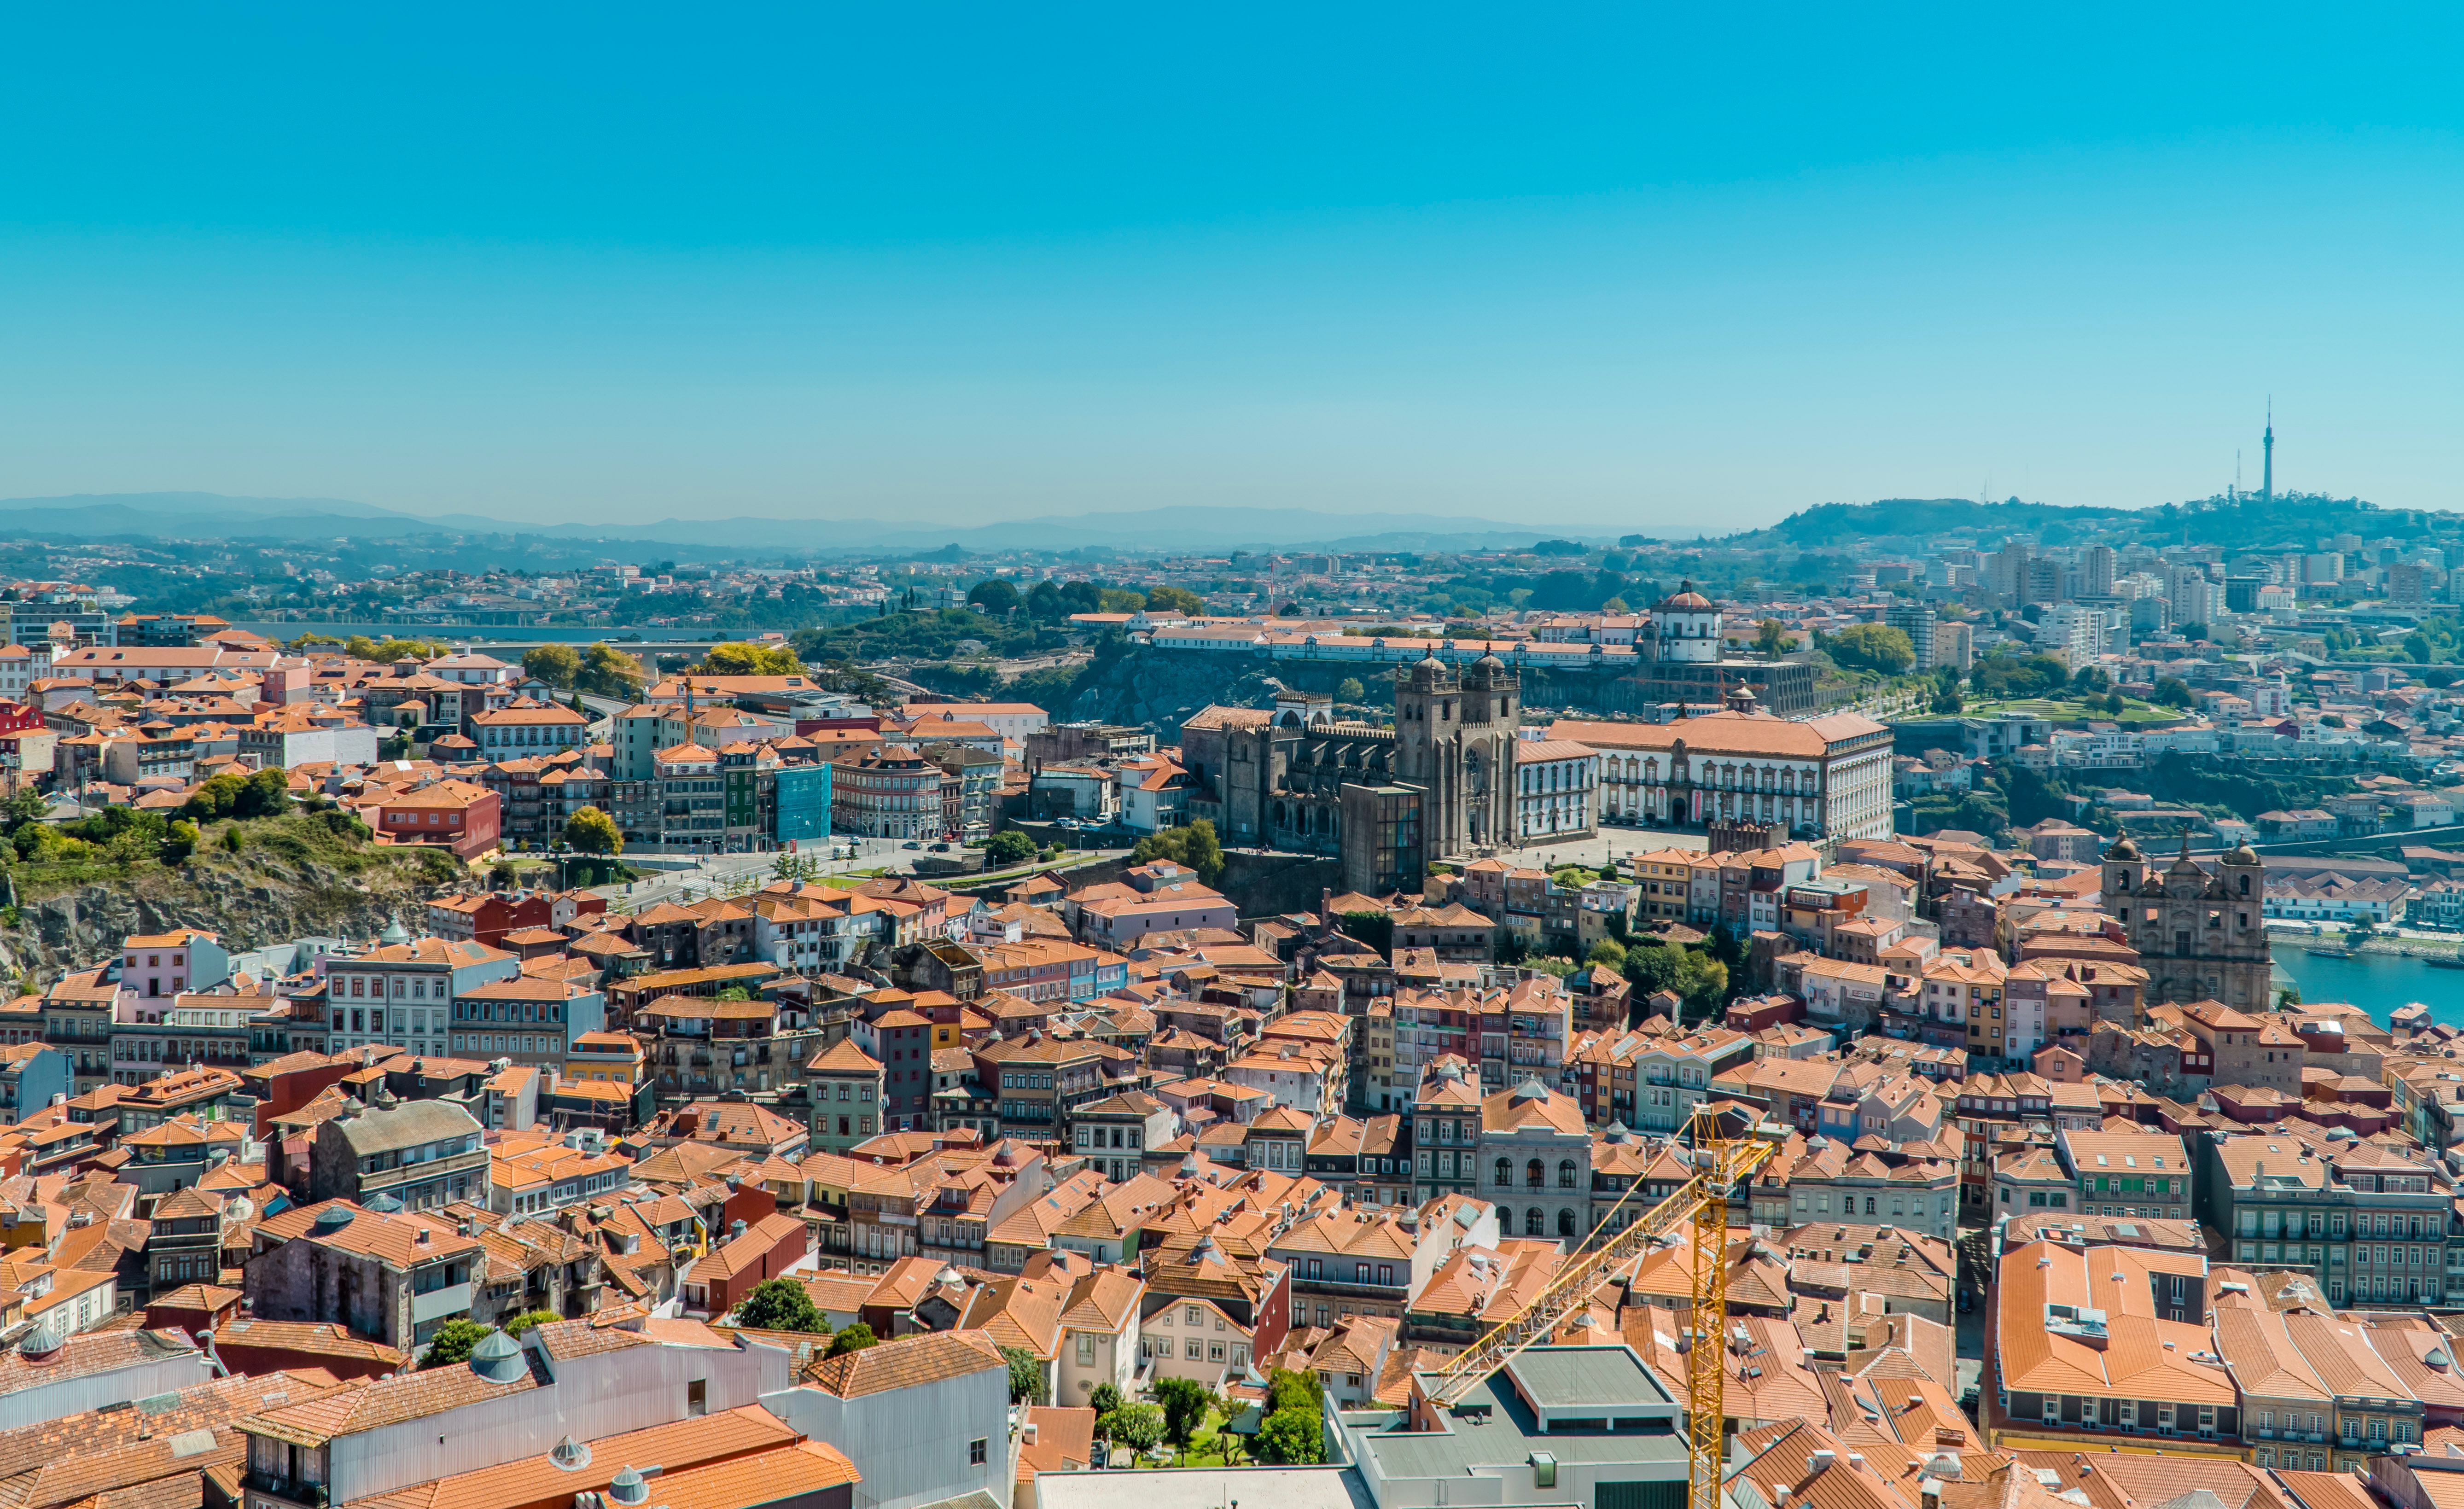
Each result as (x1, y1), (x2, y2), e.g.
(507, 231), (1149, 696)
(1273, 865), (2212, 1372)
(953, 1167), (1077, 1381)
(2272, 943), (2462, 1030)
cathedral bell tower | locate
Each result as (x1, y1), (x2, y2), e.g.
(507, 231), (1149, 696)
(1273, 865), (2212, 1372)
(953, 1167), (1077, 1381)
(1393, 648), (1519, 861)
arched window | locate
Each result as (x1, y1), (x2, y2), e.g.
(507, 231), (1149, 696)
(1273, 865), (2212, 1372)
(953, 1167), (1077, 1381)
(1559, 1208), (1577, 1238)
(1526, 1207), (1546, 1236)
(1558, 1159), (1577, 1188)
(1494, 1158), (1512, 1187)
(1526, 1158), (1545, 1188)
(2239, 874), (2250, 895)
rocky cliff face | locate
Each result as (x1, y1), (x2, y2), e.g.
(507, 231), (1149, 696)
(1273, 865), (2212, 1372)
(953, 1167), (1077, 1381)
(0, 853), (449, 983)
(1061, 649), (1289, 732)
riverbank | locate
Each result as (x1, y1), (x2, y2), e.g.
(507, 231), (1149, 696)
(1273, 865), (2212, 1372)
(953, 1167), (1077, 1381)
(2272, 933), (2464, 963)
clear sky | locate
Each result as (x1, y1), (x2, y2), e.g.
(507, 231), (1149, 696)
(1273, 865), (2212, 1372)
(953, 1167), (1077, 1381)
(4, 5), (2461, 532)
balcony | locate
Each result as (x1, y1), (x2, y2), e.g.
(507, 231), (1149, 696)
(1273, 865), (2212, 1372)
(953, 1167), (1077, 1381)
(410, 1281), (474, 1324)
(1288, 1272), (1406, 1299)
(244, 1474), (329, 1507)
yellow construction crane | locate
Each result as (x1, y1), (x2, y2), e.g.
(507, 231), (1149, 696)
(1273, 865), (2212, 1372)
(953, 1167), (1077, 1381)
(1422, 1103), (1781, 1509)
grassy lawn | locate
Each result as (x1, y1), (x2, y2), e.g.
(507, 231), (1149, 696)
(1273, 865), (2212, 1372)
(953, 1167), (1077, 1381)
(1178, 1409), (1241, 1467)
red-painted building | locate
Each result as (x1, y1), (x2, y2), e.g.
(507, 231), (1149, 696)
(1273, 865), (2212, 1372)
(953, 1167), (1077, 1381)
(685, 1208), (809, 1317)
(367, 779), (500, 860)
(239, 1050), (363, 1137)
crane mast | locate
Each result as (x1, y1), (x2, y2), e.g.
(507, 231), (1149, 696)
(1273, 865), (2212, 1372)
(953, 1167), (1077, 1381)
(1421, 1104), (1779, 1508)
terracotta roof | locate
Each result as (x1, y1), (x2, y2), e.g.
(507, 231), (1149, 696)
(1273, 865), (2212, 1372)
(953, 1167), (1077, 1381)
(800, 1327), (1006, 1398)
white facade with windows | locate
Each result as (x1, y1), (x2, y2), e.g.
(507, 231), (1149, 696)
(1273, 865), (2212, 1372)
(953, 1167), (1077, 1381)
(1509, 737), (1600, 841)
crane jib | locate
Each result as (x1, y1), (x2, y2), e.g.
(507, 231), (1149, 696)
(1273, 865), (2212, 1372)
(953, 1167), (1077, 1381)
(1418, 1107), (1778, 1507)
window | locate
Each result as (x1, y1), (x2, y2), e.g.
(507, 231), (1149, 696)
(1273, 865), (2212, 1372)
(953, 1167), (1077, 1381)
(970, 1439), (988, 1466)
(1494, 1158), (1512, 1187)
(687, 1379), (707, 1416)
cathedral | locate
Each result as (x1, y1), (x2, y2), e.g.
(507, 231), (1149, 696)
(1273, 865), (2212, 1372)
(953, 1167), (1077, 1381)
(2103, 832), (2272, 1009)
(1182, 649), (1521, 871)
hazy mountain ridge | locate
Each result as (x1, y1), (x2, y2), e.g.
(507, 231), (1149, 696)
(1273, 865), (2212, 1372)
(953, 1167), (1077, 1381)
(0, 493), (1616, 555)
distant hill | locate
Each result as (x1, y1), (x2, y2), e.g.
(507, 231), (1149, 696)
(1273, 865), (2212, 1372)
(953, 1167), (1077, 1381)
(0, 493), (1618, 556)
(1763, 497), (2132, 545)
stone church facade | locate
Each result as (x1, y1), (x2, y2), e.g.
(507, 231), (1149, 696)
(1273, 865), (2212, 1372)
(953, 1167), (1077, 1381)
(1182, 651), (1522, 873)
(2104, 833), (2272, 1008)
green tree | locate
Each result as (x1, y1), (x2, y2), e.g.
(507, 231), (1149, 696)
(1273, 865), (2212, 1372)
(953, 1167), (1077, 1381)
(1678, 950), (1730, 1019)
(826, 1321), (879, 1356)
(161, 818), (199, 863)
(1153, 1377), (1215, 1448)
(2154, 676), (2194, 710)
(420, 1320), (495, 1369)
(1754, 619), (1794, 658)
(185, 771), (247, 822)
(1826, 623), (1915, 676)
(984, 829), (1036, 866)
(1269, 1368), (1323, 1416)
(1969, 649), (2071, 701)
(1025, 580), (1069, 620)
(2, 785), (45, 830)
(577, 641), (649, 698)
(1131, 819), (1225, 884)
(1089, 1382), (1125, 1420)
(236, 766), (291, 819)
(1586, 938), (1627, 971)
(1103, 1403), (1166, 1456)
(522, 643), (582, 689)
(1622, 939), (1682, 999)
(734, 1277), (827, 1333)
(503, 1309), (560, 1335)
(563, 805), (623, 856)
(1002, 1345), (1048, 1404)
(1097, 588), (1147, 614)
(698, 641), (802, 676)
(1144, 585), (1206, 617)
(1929, 666), (1964, 714)
(967, 580), (1023, 615)
(1255, 1374), (1326, 1465)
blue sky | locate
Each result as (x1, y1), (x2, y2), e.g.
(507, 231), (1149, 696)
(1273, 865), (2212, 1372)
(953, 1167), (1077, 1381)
(3, 5), (2460, 532)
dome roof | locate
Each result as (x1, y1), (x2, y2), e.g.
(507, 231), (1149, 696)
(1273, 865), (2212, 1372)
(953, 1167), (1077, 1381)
(1656, 578), (1715, 611)
(467, 1328), (526, 1383)
(2103, 835), (2140, 862)
(1406, 652), (1447, 690)
(379, 915), (410, 946)
(2225, 838), (2261, 866)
